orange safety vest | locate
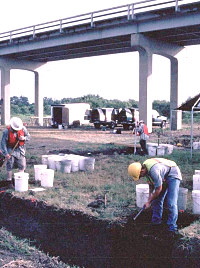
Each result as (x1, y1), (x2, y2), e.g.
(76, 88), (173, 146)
(143, 124), (149, 135)
(8, 127), (25, 148)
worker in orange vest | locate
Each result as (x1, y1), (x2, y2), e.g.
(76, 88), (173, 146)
(1, 117), (30, 188)
(137, 120), (149, 155)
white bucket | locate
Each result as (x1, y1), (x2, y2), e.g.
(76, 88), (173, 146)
(55, 160), (63, 171)
(34, 165), (47, 181)
(60, 159), (72, 173)
(40, 169), (54, 188)
(84, 157), (95, 171)
(147, 146), (157, 156)
(136, 184), (149, 208)
(165, 144), (174, 155)
(193, 174), (200, 190)
(192, 190), (200, 214)
(58, 124), (63, 130)
(156, 146), (165, 156)
(48, 155), (61, 170)
(177, 187), (188, 211)
(41, 155), (49, 165)
(65, 154), (79, 172)
(79, 156), (86, 171)
(14, 172), (29, 192)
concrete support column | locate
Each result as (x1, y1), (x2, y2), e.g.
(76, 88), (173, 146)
(0, 68), (11, 125)
(138, 49), (153, 133)
(34, 71), (43, 126)
(170, 57), (182, 130)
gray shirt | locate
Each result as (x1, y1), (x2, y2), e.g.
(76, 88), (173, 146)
(137, 123), (149, 141)
(148, 163), (182, 188)
(1, 126), (30, 158)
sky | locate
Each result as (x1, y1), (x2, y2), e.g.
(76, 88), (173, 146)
(0, 0), (200, 105)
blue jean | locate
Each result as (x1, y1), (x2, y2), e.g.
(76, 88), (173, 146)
(151, 177), (180, 232)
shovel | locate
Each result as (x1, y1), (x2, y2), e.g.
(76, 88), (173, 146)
(1, 140), (20, 168)
(133, 206), (145, 221)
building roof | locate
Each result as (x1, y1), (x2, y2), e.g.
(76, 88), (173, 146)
(176, 93), (200, 111)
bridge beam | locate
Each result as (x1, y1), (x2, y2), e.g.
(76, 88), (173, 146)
(0, 58), (45, 126)
(131, 33), (184, 131)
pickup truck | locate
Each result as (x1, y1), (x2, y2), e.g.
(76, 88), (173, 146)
(117, 108), (139, 130)
(152, 109), (167, 128)
(89, 108), (119, 129)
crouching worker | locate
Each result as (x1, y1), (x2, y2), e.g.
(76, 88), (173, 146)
(128, 158), (182, 237)
(1, 117), (30, 188)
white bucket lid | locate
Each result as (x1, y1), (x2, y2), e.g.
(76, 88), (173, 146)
(42, 155), (49, 158)
(41, 169), (54, 175)
(14, 172), (29, 176)
(136, 184), (149, 193)
(193, 174), (200, 179)
(14, 172), (29, 179)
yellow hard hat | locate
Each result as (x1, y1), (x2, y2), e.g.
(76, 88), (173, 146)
(128, 162), (142, 181)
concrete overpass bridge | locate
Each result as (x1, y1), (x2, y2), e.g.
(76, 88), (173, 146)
(0, 0), (200, 131)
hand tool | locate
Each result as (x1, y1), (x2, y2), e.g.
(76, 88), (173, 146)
(133, 206), (145, 221)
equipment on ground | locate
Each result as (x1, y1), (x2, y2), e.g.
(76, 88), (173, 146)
(133, 207), (145, 221)
(0, 140), (20, 168)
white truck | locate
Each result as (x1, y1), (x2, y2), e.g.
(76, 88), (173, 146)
(51, 103), (91, 128)
(152, 109), (168, 128)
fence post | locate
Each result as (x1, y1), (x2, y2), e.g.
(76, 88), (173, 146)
(60, 20), (63, 33)
(175, 0), (180, 12)
(9, 31), (12, 43)
(127, 4), (130, 20)
(33, 26), (35, 39)
(91, 13), (94, 27)
(132, 4), (135, 20)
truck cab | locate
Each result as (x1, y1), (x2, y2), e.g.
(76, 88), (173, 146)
(152, 109), (167, 128)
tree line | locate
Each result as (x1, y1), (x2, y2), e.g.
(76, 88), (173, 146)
(11, 95), (170, 117)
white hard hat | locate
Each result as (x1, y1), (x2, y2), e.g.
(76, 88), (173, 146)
(10, 117), (23, 131)
(139, 120), (144, 124)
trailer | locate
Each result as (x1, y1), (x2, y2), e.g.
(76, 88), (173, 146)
(118, 108), (139, 130)
(51, 103), (91, 128)
(90, 108), (119, 129)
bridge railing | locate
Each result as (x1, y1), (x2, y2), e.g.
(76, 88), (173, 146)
(0, 0), (198, 43)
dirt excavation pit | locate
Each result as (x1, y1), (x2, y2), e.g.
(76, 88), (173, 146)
(0, 192), (199, 268)
(49, 146), (137, 156)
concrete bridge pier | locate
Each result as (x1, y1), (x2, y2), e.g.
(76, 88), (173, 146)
(138, 48), (153, 133)
(131, 34), (184, 131)
(0, 59), (45, 126)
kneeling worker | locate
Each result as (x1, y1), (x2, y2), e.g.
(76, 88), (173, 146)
(128, 158), (182, 235)
(1, 117), (30, 188)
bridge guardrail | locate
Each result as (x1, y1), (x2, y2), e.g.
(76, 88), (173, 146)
(0, 0), (198, 43)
